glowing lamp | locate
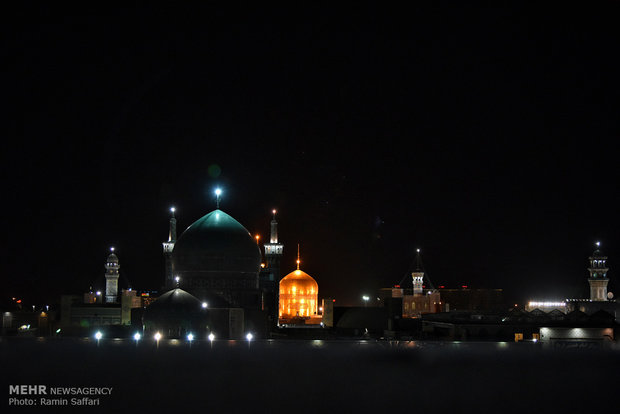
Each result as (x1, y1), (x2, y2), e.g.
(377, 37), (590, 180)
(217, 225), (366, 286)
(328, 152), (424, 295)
(133, 333), (141, 341)
(95, 331), (102, 340)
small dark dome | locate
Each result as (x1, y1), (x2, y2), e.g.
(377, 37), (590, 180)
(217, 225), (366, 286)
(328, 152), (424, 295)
(107, 253), (119, 263)
(146, 288), (203, 313)
(172, 209), (261, 277)
(143, 288), (206, 338)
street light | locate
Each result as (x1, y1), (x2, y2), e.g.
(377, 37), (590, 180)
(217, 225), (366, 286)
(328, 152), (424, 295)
(154, 332), (162, 348)
(246, 332), (253, 348)
(175, 276), (180, 287)
(187, 333), (194, 347)
(362, 295), (370, 307)
(133, 332), (141, 346)
(208, 333), (215, 349)
(202, 302), (208, 309)
(95, 331), (102, 346)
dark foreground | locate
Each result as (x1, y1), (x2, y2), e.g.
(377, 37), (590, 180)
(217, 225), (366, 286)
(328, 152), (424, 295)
(2, 337), (618, 413)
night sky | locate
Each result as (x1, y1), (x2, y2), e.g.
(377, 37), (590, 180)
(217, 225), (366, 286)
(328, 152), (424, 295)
(4, 4), (620, 307)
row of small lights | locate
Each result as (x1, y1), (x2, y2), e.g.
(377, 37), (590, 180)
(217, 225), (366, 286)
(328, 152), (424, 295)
(94, 331), (253, 343)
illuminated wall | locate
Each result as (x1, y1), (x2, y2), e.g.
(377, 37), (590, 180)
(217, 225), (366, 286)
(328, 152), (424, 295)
(279, 270), (318, 319)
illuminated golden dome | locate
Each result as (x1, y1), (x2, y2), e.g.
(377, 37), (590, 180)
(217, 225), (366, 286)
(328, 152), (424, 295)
(279, 269), (318, 319)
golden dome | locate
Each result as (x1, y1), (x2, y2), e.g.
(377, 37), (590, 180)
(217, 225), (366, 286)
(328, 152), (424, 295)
(280, 269), (318, 291)
(279, 269), (318, 319)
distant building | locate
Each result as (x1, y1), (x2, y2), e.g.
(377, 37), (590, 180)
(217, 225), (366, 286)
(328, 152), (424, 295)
(380, 250), (444, 318)
(531, 243), (619, 321)
(60, 251), (141, 333)
(422, 308), (616, 344)
(424, 243), (619, 343)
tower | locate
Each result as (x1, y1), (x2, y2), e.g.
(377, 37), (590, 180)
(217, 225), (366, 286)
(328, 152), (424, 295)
(587, 242), (609, 301)
(104, 248), (120, 303)
(262, 210), (284, 324)
(163, 207), (177, 289)
(412, 249), (424, 295)
(264, 209), (284, 279)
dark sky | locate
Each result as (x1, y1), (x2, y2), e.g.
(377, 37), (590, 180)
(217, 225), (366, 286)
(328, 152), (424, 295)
(4, 4), (620, 307)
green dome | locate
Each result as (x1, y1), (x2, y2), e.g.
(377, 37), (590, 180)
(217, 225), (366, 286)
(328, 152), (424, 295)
(171, 209), (261, 288)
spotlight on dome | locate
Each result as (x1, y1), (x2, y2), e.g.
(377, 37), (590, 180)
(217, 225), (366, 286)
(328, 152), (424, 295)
(272, 209), (277, 215)
(170, 207), (176, 213)
(110, 247), (115, 252)
(416, 248), (420, 253)
(596, 241), (601, 247)
(215, 188), (222, 196)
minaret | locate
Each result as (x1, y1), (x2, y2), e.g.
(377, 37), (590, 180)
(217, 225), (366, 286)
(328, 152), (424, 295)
(163, 207), (177, 289)
(104, 247), (120, 303)
(412, 248), (424, 295)
(587, 241), (609, 301)
(264, 209), (284, 278)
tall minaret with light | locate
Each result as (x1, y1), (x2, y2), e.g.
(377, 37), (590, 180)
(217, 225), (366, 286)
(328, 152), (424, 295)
(163, 207), (177, 289)
(104, 247), (120, 303)
(588, 241), (609, 301)
(412, 248), (424, 295)
(264, 209), (284, 279)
